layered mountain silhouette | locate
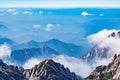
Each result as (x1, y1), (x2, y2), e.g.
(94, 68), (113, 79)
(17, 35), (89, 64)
(11, 46), (59, 64)
(0, 37), (16, 45)
(0, 38), (84, 64)
(13, 39), (84, 57)
(0, 59), (82, 80)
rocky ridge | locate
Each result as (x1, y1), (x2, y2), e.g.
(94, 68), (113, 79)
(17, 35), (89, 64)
(85, 54), (120, 80)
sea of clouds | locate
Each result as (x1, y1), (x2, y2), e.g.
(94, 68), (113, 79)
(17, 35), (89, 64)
(0, 29), (120, 78)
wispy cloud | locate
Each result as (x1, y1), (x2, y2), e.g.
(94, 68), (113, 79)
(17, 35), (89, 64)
(81, 12), (94, 16)
(22, 11), (33, 15)
(7, 9), (16, 12)
(87, 29), (117, 44)
(23, 58), (40, 69)
(11, 12), (19, 15)
(33, 24), (41, 29)
(23, 55), (93, 78)
(45, 24), (54, 31)
(100, 13), (104, 16)
(87, 29), (120, 61)
(0, 44), (11, 59)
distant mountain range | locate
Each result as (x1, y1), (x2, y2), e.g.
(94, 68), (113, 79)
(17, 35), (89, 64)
(0, 37), (84, 54)
(11, 46), (59, 64)
(0, 59), (82, 80)
(13, 39), (84, 57)
(0, 37), (85, 64)
(0, 37), (16, 45)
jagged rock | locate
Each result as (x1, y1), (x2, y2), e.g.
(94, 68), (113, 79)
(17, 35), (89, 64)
(83, 31), (120, 63)
(24, 59), (82, 80)
(85, 54), (120, 80)
(0, 59), (82, 80)
(0, 59), (26, 80)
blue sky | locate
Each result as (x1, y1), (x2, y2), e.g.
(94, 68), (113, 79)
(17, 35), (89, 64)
(0, 0), (120, 8)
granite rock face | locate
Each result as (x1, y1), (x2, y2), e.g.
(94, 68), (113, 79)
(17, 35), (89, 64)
(0, 59), (26, 80)
(24, 59), (82, 80)
(0, 59), (82, 80)
(85, 54), (120, 80)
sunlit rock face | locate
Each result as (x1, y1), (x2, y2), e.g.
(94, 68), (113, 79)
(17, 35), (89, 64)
(0, 59), (82, 80)
(85, 54), (120, 80)
(24, 59), (82, 80)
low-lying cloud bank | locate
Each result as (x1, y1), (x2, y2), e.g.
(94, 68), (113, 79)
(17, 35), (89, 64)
(22, 54), (113, 78)
(1, 29), (120, 78)
(88, 29), (120, 55)
(87, 29), (120, 70)
(22, 29), (120, 78)
(88, 29), (118, 44)
(0, 43), (11, 59)
(23, 58), (40, 69)
(23, 55), (93, 78)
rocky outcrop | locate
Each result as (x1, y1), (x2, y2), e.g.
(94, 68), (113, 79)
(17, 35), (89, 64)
(24, 59), (82, 80)
(85, 54), (120, 80)
(83, 31), (120, 63)
(0, 59), (26, 80)
(0, 59), (82, 80)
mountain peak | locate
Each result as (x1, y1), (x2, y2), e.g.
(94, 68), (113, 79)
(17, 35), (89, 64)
(24, 59), (82, 80)
(108, 31), (120, 38)
(47, 39), (63, 43)
(27, 40), (38, 44)
(0, 37), (16, 45)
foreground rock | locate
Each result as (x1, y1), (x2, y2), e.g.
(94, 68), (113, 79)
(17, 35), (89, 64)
(85, 54), (120, 80)
(0, 59), (82, 80)
(24, 59), (82, 80)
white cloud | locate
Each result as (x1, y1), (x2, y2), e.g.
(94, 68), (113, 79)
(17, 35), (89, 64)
(53, 55), (92, 78)
(81, 12), (94, 16)
(22, 11), (33, 15)
(33, 24), (41, 29)
(23, 58), (40, 69)
(88, 29), (120, 59)
(100, 14), (104, 16)
(11, 12), (19, 15)
(39, 11), (44, 14)
(23, 55), (93, 78)
(87, 29), (117, 44)
(7, 9), (16, 12)
(99, 37), (120, 56)
(45, 24), (54, 31)
(0, 44), (11, 59)
(56, 24), (61, 27)
(92, 58), (112, 68)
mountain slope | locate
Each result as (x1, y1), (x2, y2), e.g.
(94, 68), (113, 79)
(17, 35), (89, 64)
(24, 59), (82, 80)
(42, 39), (84, 57)
(0, 59), (82, 80)
(11, 46), (59, 64)
(0, 59), (26, 80)
(13, 39), (84, 58)
(83, 31), (120, 63)
(0, 37), (17, 45)
(85, 54), (120, 80)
